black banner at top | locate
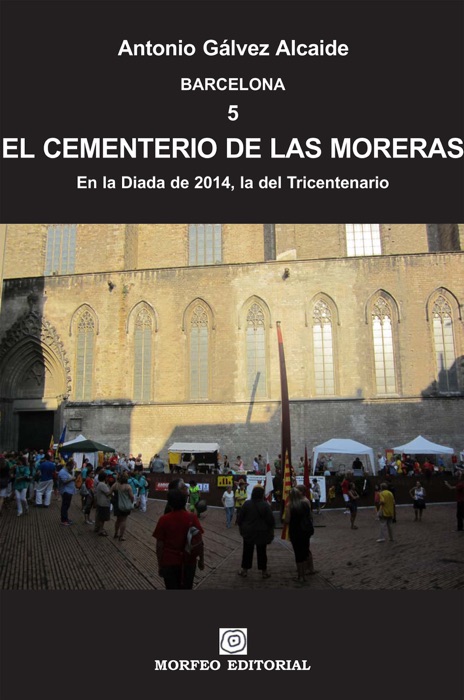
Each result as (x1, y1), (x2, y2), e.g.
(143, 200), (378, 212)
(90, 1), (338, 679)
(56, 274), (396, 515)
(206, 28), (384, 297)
(0, 0), (463, 222)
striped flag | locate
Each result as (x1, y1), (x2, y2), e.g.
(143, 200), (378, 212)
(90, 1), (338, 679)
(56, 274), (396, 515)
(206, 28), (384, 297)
(303, 445), (311, 499)
(48, 434), (55, 458)
(57, 425), (67, 465)
(281, 449), (292, 540)
(265, 452), (273, 503)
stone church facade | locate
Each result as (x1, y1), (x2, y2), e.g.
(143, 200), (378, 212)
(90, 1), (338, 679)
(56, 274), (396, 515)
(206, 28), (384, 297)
(0, 223), (463, 463)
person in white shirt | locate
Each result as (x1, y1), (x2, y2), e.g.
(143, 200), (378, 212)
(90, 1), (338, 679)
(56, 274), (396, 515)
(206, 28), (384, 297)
(222, 485), (235, 528)
(377, 453), (387, 472)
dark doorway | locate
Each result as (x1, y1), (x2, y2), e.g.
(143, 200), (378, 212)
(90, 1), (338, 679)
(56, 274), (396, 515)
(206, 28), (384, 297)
(17, 411), (55, 452)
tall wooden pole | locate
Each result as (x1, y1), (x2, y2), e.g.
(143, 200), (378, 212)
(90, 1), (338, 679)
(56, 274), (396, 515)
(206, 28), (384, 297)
(276, 321), (291, 467)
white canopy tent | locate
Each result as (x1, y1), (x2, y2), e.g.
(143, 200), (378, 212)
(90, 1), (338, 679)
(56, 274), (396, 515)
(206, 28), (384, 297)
(168, 442), (220, 471)
(168, 442), (220, 453)
(392, 435), (454, 455)
(312, 438), (376, 475)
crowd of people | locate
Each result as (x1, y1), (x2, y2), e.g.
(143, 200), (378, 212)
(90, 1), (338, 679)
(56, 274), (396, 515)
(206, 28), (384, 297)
(1, 445), (463, 591)
(0, 448), (150, 532)
(376, 453), (461, 478)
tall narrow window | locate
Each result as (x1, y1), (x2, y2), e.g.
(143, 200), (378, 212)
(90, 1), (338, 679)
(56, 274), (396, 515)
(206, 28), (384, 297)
(45, 224), (77, 275)
(432, 296), (458, 392)
(75, 310), (94, 400)
(346, 224), (381, 256)
(189, 224), (222, 265)
(134, 308), (153, 401)
(313, 300), (335, 396)
(246, 303), (267, 398)
(372, 298), (396, 394)
(190, 305), (209, 399)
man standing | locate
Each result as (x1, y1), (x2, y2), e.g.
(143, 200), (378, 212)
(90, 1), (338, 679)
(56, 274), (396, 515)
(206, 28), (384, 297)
(57, 459), (76, 525)
(377, 482), (395, 542)
(377, 452), (387, 475)
(150, 454), (165, 473)
(35, 452), (56, 507)
(444, 471), (464, 532)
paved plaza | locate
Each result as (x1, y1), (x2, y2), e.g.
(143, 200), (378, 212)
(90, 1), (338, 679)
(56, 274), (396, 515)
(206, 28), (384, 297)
(0, 497), (462, 590)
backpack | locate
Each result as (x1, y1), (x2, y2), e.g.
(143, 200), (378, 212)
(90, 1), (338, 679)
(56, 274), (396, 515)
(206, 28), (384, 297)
(80, 481), (89, 497)
(184, 517), (204, 564)
(196, 499), (207, 515)
(75, 473), (83, 489)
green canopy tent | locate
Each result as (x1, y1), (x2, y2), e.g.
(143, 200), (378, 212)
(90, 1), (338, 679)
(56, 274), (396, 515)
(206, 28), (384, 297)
(58, 434), (116, 468)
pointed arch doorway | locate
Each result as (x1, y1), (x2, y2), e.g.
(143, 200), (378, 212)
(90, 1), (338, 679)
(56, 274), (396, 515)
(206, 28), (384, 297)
(0, 308), (71, 451)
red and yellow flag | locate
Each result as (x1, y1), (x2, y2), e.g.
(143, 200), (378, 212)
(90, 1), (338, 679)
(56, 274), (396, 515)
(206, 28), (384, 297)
(48, 434), (55, 459)
(281, 450), (292, 540)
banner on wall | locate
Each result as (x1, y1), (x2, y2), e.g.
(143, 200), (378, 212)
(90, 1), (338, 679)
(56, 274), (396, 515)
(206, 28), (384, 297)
(217, 475), (234, 488)
(296, 475), (327, 503)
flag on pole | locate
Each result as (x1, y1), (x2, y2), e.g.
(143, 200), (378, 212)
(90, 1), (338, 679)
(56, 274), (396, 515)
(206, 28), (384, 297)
(49, 434), (55, 459)
(281, 449), (292, 540)
(57, 425), (67, 464)
(276, 322), (291, 467)
(265, 452), (273, 503)
(58, 425), (67, 447)
(303, 444), (310, 499)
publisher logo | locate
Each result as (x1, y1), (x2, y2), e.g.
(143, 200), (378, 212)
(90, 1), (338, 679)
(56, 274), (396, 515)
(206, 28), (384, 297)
(219, 628), (248, 655)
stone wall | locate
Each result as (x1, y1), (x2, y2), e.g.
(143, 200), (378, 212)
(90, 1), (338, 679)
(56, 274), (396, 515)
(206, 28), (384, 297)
(62, 396), (463, 468)
(1, 224), (463, 457)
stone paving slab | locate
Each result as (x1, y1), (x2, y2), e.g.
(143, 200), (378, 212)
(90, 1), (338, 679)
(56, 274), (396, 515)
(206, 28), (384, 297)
(0, 496), (462, 590)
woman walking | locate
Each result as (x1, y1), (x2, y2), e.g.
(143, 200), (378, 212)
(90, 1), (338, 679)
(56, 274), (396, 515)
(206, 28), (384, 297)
(284, 487), (316, 583)
(137, 472), (149, 513)
(409, 481), (426, 521)
(153, 489), (205, 589)
(94, 471), (111, 536)
(82, 468), (95, 525)
(237, 486), (274, 579)
(109, 472), (134, 541)
(14, 456), (31, 517)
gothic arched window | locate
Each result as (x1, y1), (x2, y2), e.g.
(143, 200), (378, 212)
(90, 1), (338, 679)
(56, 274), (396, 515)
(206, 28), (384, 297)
(372, 297), (396, 394)
(432, 295), (458, 392)
(313, 300), (335, 396)
(246, 303), (267, 398)
(134, 307), (153, 401)
(75, 310), (95, 400)
(190, 304), (209, 399)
